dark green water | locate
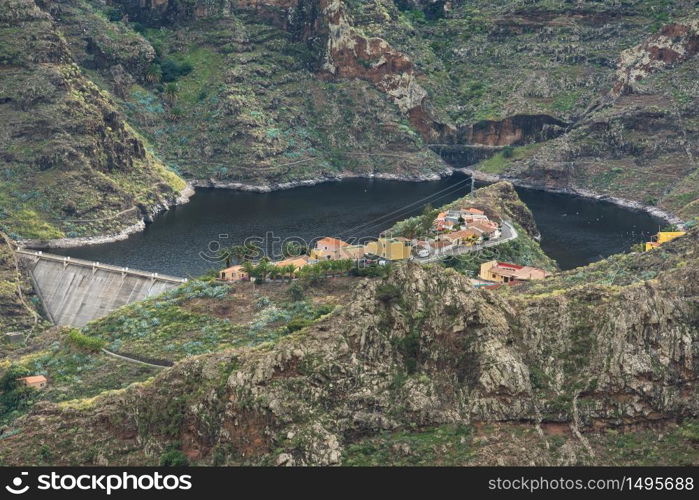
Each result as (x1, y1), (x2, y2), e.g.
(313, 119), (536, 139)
(54, 173), (663, 276)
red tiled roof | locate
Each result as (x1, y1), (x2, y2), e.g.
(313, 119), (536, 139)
(497, 261), (524, 270)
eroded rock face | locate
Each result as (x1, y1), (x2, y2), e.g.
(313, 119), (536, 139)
(613, 19), (699, 96)
(448, 114), (568, 147)
(319, 0), (440, 138)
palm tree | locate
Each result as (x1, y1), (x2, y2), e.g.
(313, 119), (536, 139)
(230, 245), (248, 264)
(283, 241), (307, 258)
(244, 241), (263, 261)
(420, 203), (438, 234)
(146, 64), (162, 84)
(217, 246), (233, 268)
(331, 259), (346, 276)
(402, 219), (421, 240)
(164, 82), (178, 105)
(282, 264), (297, 281)
(254, 260), (273, 283)
(338, 259), (353, 275)
(241, 260), (255, 281)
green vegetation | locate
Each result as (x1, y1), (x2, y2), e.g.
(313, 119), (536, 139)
(159, 58), (193, 83)
(81, 278), (337, 361)
(376, 283), (402, 304)
(112, 15), (443, 185)
(0, 3), (187, 239)
(159, 449), (189, 467)
(0, 235), (41, 332)
(343, 424), (474, 466)
(65, 329), (106, 353)
(0, 365), (36, 425)
(297, 259), (355, 284)
(477, 143), (544, 174)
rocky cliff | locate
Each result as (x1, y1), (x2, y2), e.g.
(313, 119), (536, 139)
(1, 223), (696, 465)
(0, 0), (188, 240)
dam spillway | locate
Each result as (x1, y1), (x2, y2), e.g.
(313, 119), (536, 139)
(17, 249), (187, 327)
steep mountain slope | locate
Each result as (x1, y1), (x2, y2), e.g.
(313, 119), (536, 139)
(1, 219), (696, 466)
(43, 0), (446, 188)
(0, 0), (189, 241)
(486, 16), (699, 219)
(2, 0), (698, 239)
(52, 1), (699, 211)
(363, 0), (699, 217)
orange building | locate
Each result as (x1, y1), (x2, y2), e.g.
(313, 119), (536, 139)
(469, 219), (499, 235)
(219, 265), (249, 281)
(219, 256), (310, 281)
(479, 260), (549, 283)
(310, 237), (352, 260)
(17, 375), (47, 389)
(274, 256), (310, 275)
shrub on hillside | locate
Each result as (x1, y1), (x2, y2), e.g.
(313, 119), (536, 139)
(160, 58), (193, 83)
(66, 329), (106, 352)
(0, 364), (35, 422)
(160, 450), (189, 467)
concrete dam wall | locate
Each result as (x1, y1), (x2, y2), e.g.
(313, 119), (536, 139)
(18, 250), (187, 327)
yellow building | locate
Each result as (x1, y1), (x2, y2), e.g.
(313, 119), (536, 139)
(644, 231), (686, 251)
(338, 244), (366, 260)
(219, 256), (310, 281)
(274, 256), (310, 275)
(364, 238), (411, 261)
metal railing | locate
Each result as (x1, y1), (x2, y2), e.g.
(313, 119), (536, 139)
(16, 249), (188, 284)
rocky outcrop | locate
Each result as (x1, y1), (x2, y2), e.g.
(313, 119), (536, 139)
(2, 225), (696, 465)
(318, 0), (442, 139)
(106, 0), (231, 25)
(448, 114), (568, 147)
(613, 18), (699, 96)
(109, 0), (446, 140)
(38, 0), (156, 81)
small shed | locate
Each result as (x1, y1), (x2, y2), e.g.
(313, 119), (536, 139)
(17, 375), (48, 390)
(4, 332), (24, 344)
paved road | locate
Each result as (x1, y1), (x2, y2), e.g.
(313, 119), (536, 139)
(412, 221), (518, 264)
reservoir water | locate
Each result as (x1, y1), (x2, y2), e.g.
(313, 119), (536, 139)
(54, 173), (664, 277)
